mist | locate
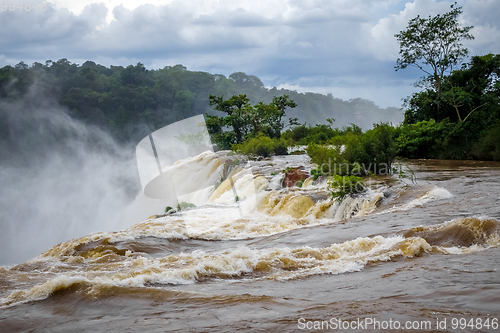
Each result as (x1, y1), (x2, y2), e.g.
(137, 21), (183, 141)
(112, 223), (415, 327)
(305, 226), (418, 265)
(0, 84), (165, 265)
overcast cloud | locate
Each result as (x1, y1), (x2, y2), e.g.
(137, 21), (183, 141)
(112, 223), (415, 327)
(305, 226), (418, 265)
(1, 0), (499, 108)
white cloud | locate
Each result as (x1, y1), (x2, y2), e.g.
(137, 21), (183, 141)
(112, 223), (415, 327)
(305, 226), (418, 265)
(1, 0), (499, 108)
(365, 0), (500, 61)
(365, 0), (455, 61)
(50, 0), (173, 14)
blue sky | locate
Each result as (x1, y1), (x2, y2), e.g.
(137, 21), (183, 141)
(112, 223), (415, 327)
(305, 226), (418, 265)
(1, 0), (499, 108)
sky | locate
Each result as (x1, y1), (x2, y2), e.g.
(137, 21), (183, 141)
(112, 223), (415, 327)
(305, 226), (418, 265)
(1, 0), (499, 108)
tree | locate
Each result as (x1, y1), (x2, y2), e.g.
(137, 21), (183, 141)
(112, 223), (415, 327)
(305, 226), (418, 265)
(269, 95), (297, 138)
(442, 54), (500, 123)
(229, 72), (264, 89)
(442, 86), (487, 122)
(206, 94), (296, 149)
(395, 3), (474, 105)
(208, 94), (251, 144)
(326, 118), (335, 128)
(403, 54), (500, 125)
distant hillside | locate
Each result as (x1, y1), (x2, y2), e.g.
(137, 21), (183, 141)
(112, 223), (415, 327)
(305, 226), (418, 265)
(0, 59), (403, 144)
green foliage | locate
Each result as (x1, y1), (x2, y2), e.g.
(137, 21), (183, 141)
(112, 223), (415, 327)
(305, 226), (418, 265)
(396, 7), (500, 160)
(398, 50), (500, 161)
(397, 119), (449, 158)
(391, 162), (417, 184)
(396, 119), (480, 159)
(233, 134), (288, 158)
(472, 122), (500, 161)
(270, 95), (297, 138)
(443, 54), (500, 124)
(395, 20), (500, 162)
(395, 3), (474, 101)
(273, 139), (289, 156)
(175, 122), (210, 146)
(206, 94), (296, 148)
(208, 94), (251, 145)
(307, 123), (397, 176)
(327, 175), (366, 202)
(281, 123), (344, 145)
(362, 123), (399, 167)
(281, 123), (366, 147)
(177, 202), (196, 211)
(3, 53), (500, 163)
(0, 59), (404, 153)
(310, 167), (321, 181)
(404, 54), (500, 126)
(165, 206), (174, 213)
(306, 143), (348, 174)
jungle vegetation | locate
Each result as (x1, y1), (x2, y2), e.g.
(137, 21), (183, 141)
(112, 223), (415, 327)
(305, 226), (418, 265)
(1, 4), (499, 169)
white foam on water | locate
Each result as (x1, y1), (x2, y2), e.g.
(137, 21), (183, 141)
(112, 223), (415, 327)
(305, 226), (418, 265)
(0, 235), (431, 307)
(384, 186), (453, 213)
(4, 215), (499, 309)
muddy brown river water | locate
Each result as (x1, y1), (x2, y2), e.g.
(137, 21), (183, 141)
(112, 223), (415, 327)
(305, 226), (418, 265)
(1, 157), (499, 332)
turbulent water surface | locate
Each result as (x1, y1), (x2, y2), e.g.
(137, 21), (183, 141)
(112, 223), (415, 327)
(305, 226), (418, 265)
(1, 154), (499, 332)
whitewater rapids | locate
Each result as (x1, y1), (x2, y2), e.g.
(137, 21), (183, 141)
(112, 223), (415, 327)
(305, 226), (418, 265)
(1, 154), (500, 332)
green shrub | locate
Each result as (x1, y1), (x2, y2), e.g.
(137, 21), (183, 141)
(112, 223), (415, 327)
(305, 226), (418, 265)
(307, 143), (345, 167)
(391, 162), (417, 184)
(273, 139), (289, 155)
(233, 134), (288, 157)
(307, 123), (397, 176)
(310, 167), (321, 180)
(281, 124), (310, 143)
(395, 119), (473, 159)
(472, 122), (500, 161)
(282, 124), (345, 145)
(177, 202), (196, 211)
(396, 119), (447, 158)
(327, 175), (366, 201)
(362, 123), (398, 169)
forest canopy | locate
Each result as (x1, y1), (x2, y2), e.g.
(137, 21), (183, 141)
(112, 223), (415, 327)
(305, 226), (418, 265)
(0, 60), (402, 145)
(1, 3), (499, 163)
(393, 3), (500, 160)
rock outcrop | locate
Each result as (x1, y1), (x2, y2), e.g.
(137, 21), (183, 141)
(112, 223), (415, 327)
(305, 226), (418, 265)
(282, 167), (309, 187)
